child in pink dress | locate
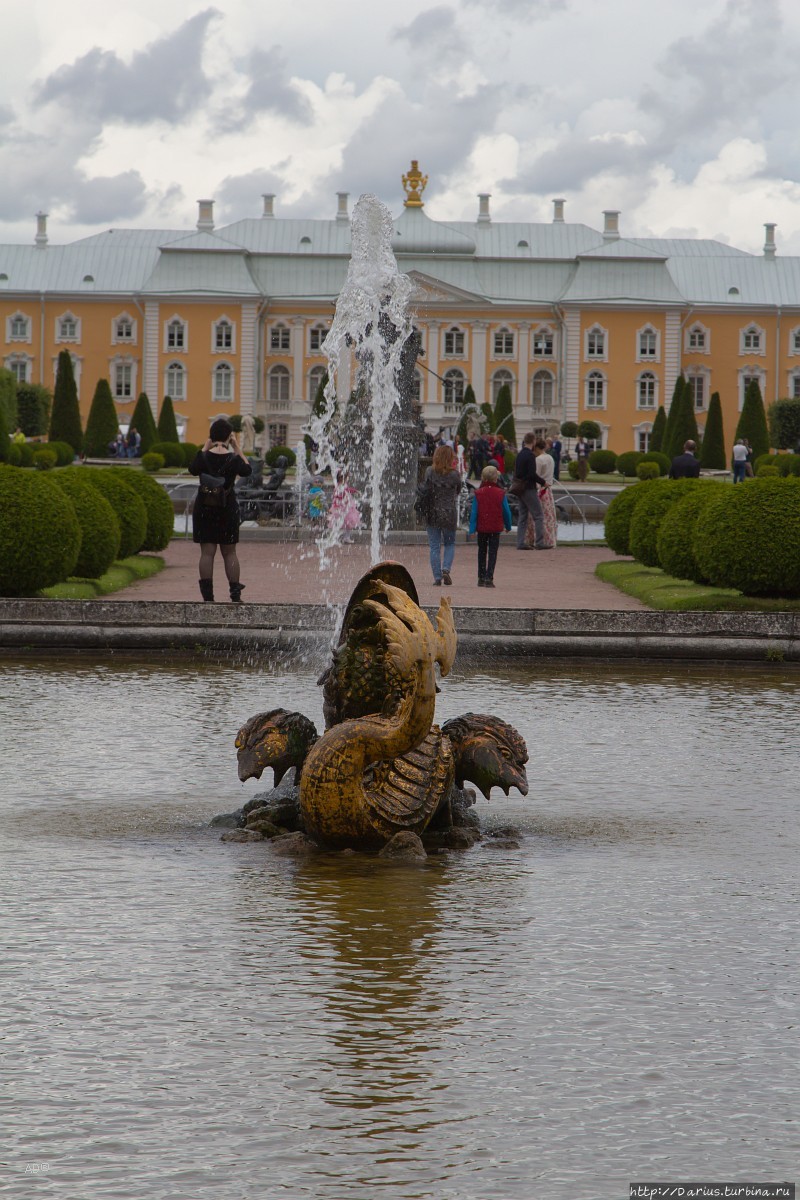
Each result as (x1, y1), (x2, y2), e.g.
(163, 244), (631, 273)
(328, 472), (362, 543)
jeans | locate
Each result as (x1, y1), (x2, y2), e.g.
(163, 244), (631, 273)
(477, 532), (500, 581)
(427, 526), (456, 581)
(516, 487), (545, 548)
(732, 461), (747, 483)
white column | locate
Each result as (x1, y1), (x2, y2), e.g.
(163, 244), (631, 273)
(426, 321), (441, 408)
(563, 308), (581, 423)
(239, 302), (257, 415)
(144, 302), (159, 403)
(471, 321), (488, 405)
(517, 323), (530, 420)
(664, 311), (681, 408)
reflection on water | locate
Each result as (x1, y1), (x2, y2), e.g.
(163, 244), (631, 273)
(1, 655), (798, 1200)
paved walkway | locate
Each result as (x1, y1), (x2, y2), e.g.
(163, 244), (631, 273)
(122, 537), (645, 610)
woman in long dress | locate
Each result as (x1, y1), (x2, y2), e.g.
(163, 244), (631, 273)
(525, 437), (557, 548)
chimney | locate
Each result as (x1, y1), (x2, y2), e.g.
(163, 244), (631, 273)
(603, 209), (620, 241)
(477, 193), (491, 224)
(336, 192), (349, 222)
(552, 198), (565, 223)
(197, 199), (214, 232)
(262, 193), (275, 218)
(764, 223), (777, 260)
(35, 211), (49, 248)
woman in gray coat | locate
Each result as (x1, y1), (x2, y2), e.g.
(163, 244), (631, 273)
(424, 444), (461, 585)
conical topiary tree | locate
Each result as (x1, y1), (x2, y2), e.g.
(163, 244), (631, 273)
(735, 379), (770, 460)
(130, 391), (158, 454)
(700, 391), (726, 469)
(649, 405), (667, 453)
(83, 378), (121, 457)
(0, 390), (9, 462)
(663, 378), (698, 460)
(0, 367), (17, 430)
(661, 374), (685, 460)
(49, 349), (83, 455)
(493, 383), (516, 446)
(157, 394), (180, 444)
(480, 402), (495, 433)
(305, 370), (329, 463)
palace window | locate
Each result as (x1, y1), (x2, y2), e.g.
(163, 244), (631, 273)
(687, 372), (707, 410)
(268, 422), (288, 448)
(270, 324), (290, 352)
(739, 371), (764, 410)
(586, 370), (605, 408)
(585, 325), (607, 360)
(791, 373), (800, 399)
(309, 324), (329, 353)
(214, 318), (234, 352)
(165, 362), (186, 401)
(113, 361), (133, 399)
(740, 324), (764, 354)
(791, 328), (800, 354)
(531, 370), (554, 411)
(166, 318), (187, 351)
(8, 313), (31, 341)
(491, 369), (514, 405)
(443, 368), (465, 408)
(4, 355), (31, 384)
(443, 326), (465, 356)
(268, 365), (291, 404)
(637, 372), (656, 409)
(213, 362), (234, 402)
(532, 328), (554, 358)
(493, 327), (514, 356)
(308, 365), (326, 404)
(113, 314), (135, 343)
(57, 313), (79, 341)
(637, 325), (659, 361)
(637, 430), (651, 453)
(686, 323), (709, 353)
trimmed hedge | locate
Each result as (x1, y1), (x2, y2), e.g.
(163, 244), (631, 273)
(47, 440), (76, 466)
(757, 465), (780, 478)
(656, 482), (724, 583)
(616, 451), (645, 478)
(181, 442), (200, 467)
(265, 444), (297, 467)
(642, 450), (670, 476)
(149, 441), (184, 468)
(78, 467), (148, 557)
(693, 477), (800, 596)
(636, 462), (660, 481)
(0, 466), (81, 595)
(124, 471), (174, 551)
(753, 453), (779, 473)
(32, 447), (58, 470)
(588, 448), (617, 474)
(777, 454), (800, 477)
(52, 470), (121, 578)
(604, 481), (653, 556)
(142, 453), (165, 472)
(628, 478), (704, 568)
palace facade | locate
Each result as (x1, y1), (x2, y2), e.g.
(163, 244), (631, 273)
(2, 163), (799, 452)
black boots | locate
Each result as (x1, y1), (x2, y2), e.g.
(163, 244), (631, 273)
(229, 581), (245, 603)
(199, 578), (214, 602)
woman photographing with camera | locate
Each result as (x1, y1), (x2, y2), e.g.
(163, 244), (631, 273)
(189, 417), (252, 602)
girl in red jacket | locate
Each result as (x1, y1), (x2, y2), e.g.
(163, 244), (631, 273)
(468, 465), (512, 588)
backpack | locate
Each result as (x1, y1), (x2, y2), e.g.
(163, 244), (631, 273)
(199, 472), (228, 508)
(414, 476), (433, 524)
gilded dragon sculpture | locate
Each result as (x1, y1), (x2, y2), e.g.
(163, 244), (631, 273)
(235, 563), (529, 851)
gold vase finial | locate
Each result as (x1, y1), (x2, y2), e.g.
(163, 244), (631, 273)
(402, 160), (428, 208)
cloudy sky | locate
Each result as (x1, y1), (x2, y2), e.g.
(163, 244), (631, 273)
(3, 0), (800, 254)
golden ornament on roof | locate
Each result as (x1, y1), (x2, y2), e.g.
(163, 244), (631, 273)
(402, 160), (428, 208)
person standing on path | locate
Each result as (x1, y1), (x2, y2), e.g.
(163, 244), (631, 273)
(469, 465), (512, 587)
(549, 434), (562, 480)
(526, 437), (557, 548)
(513, 432), (547, 550)
(731, 439), (749, 484)
(189, 417), (252, 602)
(424, 443), (461, 585)
(575, 436), (590, 481)
(669, 439), (701, 479)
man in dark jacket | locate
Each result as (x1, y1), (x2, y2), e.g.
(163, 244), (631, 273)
(669, 439), (701, 479)
(513, 432), (547, 549)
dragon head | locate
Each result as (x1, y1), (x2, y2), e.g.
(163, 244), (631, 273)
(441, 713), (529, 801)
(235, 708), (319, 784)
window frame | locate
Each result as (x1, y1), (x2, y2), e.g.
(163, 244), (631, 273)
(269, 323), (291, 353)
(443, 326), (466, 358)
(308, 323), (329, 353)
(164, 316), (188, 353)
(636, 324), (659, 363)
(585, 369), (606, 409)
(492, 326), (515, 357)
(636, 370), (657, 409)
(165, 361), (186, 402)
(531, 327), (555, 358)
(112, 313), (136, 345)
(685, 322), (710, 354)
(739, 323), (765, 356)
(7, 312), (31, 342)
(585, 324), (607, 362)
(442, 367), (466, 409)
(212, 361), (234, 403)
(531, 369), (554, 412)
(268, 364), (291, 405)
(212, 317), (235, 354)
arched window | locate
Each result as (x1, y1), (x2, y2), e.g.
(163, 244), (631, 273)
(269, 365), (291, 404)
(532, 327), (554, 358)
(270, 323), (290, 352)
(113, 313), (135, 343)
(740, 324), (764, 354)
(443, 368), (465, 408)
(685, 322), (709, 353)
(308, 365), (326, 403)
(8, 312), (31, 340)
(166, 318), (187, 351)
(57, 312), (80, 342)
(411, 369), (422, 406)
(637, 372), (656, 409)
(637, 325), (658, 360)
(214, 318), (234, 352)
(586, 370), (605, 408)
(309, 323), (329, 353)
(4, 354), (31, 384)
(491, 369), (514, 404)
(213, 362), (233, 402)
(493, 327), (514, 356)
(531, 369), (554, 411)
(166, 362), (186, 401)
(585, 325), (607, 360)
(269, 422), (289, 447)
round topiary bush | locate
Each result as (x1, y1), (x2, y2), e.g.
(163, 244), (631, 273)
(641, 450), (671, 476)
(141, 452), (165, 473)
(47, 440), (77, 466)
(52, 470), (121, 578)
(777, 453), (800, 477)
(588, 448), (617, 474)
(616, 451), (645, 478)
(604, 481), (654, 556)
(656, 482), (725, 583)
(32, 447), (58, 470)
(124, 470), (174, 551)
(693, 477), (800, 596)
(6, 444), (22, 467)
(181, 442), (200, 467)
(628, 478), (703, 567)
(18, 443), (35, 467)
(636, 462), (660, 481)
(149, 441), (184, 468)
(80, 467), (148, 557)
(0, 466), (81, 594)
(265, 445), (297, 467)
(754, 453), (779, 474)
(567, 460), (580, 480)
(757, 464), (780, 478)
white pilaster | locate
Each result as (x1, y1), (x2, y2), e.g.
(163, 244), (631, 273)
(664, 311), (681, 408)
(239, 302), (257, 415)
(471, 321), (488, 404)
(563, 308), (581, 422)
(144, 302), (159, 404)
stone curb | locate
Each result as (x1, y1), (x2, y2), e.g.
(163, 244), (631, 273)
(1, 599), (798, 662)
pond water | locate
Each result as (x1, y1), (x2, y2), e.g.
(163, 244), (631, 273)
(2, 654), (797, 1200)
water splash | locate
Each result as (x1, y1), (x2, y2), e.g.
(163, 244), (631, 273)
(305, 194), (415, 568)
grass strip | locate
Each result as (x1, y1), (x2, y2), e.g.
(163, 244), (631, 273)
(596, 559), (800, 612)
(41, 554), (165, 599)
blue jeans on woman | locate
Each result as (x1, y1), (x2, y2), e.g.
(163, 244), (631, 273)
(427, 526), (456, 582)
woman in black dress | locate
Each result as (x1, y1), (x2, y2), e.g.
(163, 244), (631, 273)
(189, 418), (252, 601)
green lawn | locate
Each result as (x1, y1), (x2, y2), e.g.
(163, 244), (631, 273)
(40, 555), (165, 599)
(596, 559), (800, 612)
